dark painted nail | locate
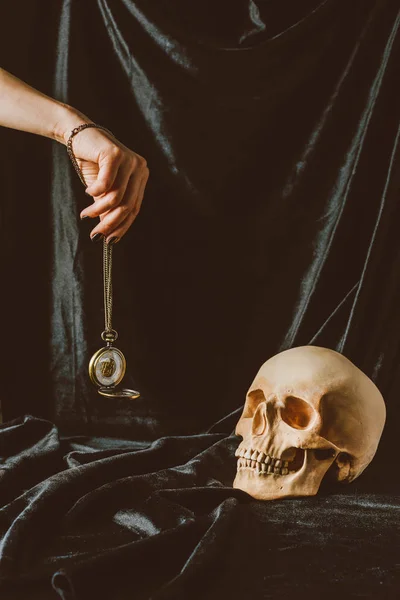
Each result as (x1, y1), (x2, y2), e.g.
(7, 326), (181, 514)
(108, 237), (119, 245)
(91, 233), (103, 243)
(80, 214), (89, 220)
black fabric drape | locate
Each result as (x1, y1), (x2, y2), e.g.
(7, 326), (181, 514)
(1, 0), (400, 598)
(2, 0), (400, 438)
(0, 415), (399, 600)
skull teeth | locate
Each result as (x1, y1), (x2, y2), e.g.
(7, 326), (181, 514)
(256, 452), (265, 463)
(236, 447), (298, 477)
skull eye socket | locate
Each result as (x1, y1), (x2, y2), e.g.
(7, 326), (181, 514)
(281, 396), (314, 429)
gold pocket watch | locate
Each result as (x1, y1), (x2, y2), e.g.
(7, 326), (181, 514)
(67, 123), (140, 400)
(89, 345), (140, 398)
(88, 239), (140, 399)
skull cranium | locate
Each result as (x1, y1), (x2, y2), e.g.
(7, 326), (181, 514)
(233, 346), (386, 500)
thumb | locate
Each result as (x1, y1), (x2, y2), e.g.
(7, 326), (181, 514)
(85, 155), (119, 197)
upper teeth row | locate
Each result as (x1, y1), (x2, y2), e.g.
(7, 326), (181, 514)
(235, 446), (290, 469)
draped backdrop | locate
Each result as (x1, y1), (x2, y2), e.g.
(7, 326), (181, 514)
(1, 1), (400, 599)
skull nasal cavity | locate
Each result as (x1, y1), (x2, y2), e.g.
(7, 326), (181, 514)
(281, 396), (314, 430)
(251, 402), (267, 436)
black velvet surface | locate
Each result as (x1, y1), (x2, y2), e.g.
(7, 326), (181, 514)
(1, 0), (400, 598)
(0, 414), (399, 600)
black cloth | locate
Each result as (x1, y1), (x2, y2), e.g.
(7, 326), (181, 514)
(0, 415), (399, 600)
(1, 0), (400, 598)
(1, 0), (400, 437)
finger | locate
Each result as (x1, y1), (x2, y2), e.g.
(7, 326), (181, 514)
(89, 168), (144, 236)
(85, 149), (122, 197)
(89, 202), (131, 239)
(120, 166), (146, 212)
(131, 169), (148, 217)
(104, 171), (149, 242)
(117, 166), (148, 218)
(105, 211), (137, 244)
(80, 163), (131, 219)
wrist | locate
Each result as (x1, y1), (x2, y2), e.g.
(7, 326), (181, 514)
(52, 103), (93, 145)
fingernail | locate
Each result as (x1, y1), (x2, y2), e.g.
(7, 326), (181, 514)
(91, 233), (103, 243)
(80, 214), (89, 220)
(108, 237), (119, 245)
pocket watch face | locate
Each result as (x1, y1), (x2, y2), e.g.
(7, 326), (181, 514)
(89, 346), (126, 387)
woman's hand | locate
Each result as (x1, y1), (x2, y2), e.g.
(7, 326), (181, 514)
(66, 125), (149, 244)
(0, 68), (149, 243)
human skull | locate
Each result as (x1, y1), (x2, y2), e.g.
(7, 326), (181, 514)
(233, 346), (386, 500)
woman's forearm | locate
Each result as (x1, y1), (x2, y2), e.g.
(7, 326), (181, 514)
(0, 67), (90, 144)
